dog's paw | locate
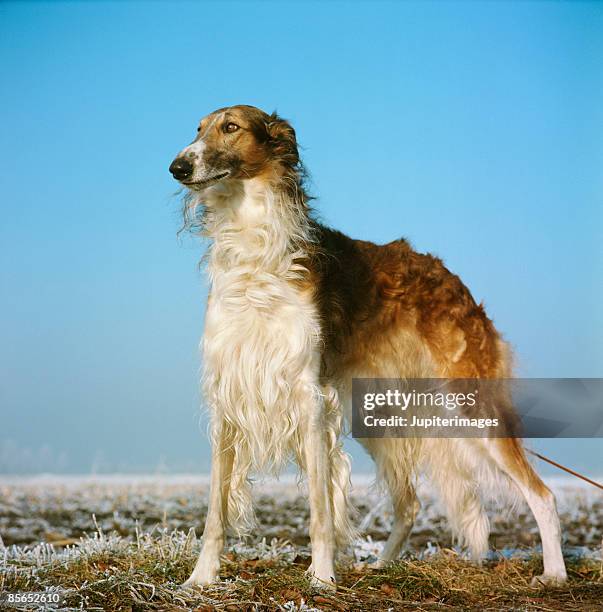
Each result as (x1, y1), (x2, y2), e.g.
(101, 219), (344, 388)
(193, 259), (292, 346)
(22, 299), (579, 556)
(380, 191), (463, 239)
(530, 573), (567, 588)
(181, 554), (221, 589)
(178, 579), (208, 592)
(180, 572), (219, 590)
(309, 574), (337, 592)
(306, 565), (336, 591)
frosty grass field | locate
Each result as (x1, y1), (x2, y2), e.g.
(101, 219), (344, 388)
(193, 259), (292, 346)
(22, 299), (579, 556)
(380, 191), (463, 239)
(1, 474), (602, 611)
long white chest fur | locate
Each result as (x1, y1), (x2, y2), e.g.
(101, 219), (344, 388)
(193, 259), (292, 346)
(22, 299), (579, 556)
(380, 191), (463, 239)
(200, 179), (321, 472)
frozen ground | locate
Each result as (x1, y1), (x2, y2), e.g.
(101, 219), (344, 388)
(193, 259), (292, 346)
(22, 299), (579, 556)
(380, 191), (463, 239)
(1, 474), (601, 553)
(0, 474), (601, 610)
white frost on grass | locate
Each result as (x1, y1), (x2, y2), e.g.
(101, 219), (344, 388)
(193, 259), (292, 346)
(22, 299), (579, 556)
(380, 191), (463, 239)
(1, 473), (601, 567)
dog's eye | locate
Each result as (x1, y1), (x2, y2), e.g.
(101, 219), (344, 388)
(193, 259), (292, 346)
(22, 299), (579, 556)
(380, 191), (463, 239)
(197, 126), (201, 133)
(224, 122), (240, 134)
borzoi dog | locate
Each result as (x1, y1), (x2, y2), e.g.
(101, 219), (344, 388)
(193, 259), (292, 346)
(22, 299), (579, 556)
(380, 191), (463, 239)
(169, 105), (567, 589)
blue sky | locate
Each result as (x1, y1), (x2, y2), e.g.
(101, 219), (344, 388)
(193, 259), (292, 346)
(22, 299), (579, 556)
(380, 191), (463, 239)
(1, 1), (601, 475)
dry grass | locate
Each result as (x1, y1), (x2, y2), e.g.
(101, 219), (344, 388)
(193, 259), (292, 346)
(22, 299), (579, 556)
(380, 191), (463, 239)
(1, 476), (602, 611)
(2, 532), (602, 611)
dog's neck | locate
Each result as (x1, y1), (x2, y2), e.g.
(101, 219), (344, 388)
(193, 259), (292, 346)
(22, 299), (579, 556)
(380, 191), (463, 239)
(197, 177), (312, 275)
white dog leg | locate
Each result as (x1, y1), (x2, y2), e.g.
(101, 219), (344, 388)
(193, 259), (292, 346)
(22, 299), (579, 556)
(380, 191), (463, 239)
(304, 398), (337, 590)
(183, 422), (234, 587)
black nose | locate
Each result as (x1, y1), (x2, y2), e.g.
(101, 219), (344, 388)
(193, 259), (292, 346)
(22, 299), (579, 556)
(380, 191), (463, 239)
(169, 157), (193, 180)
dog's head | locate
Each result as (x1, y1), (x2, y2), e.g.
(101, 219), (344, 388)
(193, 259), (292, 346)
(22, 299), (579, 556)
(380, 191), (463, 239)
(169, 105), (298, 190)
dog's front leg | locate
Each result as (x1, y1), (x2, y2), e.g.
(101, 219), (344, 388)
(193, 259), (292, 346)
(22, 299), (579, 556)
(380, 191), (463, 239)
(304, 397), (337, 590)
(183, 419), (234, 587)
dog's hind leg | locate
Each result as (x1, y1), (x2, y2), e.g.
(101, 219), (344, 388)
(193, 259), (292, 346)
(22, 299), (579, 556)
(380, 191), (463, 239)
(380, 482), (420, 564)
(183, 419), (234, 587)
(486, 438), (567, 586)
(369, 442), (420, 565)
(426, 439), (490, 561)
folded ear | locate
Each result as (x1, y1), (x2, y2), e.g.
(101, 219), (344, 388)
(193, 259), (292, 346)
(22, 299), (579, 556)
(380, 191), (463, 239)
(266, 112), (299, 166)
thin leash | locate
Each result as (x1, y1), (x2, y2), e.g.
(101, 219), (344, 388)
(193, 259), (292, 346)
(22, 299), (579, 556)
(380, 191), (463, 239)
(526, 449), (603, 492)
